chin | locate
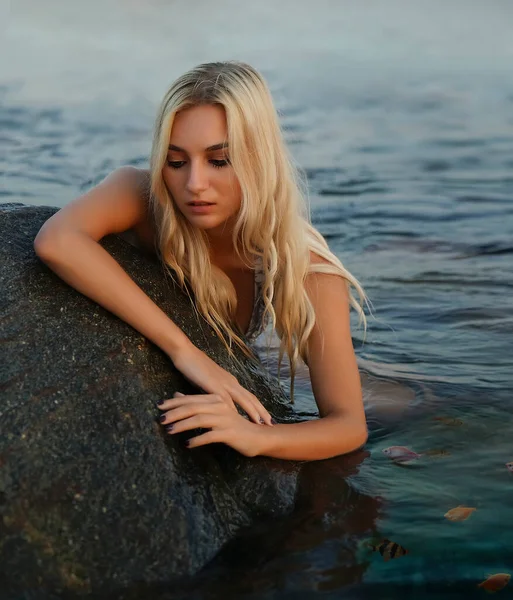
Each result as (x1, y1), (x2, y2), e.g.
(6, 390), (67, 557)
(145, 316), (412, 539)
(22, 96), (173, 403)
(186, 217), (229, 235)
(186, 215), (222, 227)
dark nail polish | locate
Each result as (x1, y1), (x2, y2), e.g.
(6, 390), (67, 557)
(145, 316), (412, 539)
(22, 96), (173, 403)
(159, 414), (166, 423)
(259, 417), (265, 424)
(184, 439), (190, 447)
(271, 418), (277, 425)
(157, 399), (165, 406)
(165, 424), (174, 432)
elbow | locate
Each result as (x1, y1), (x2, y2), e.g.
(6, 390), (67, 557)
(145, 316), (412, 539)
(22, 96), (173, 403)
(357, 424), (369, 449)
(34, 225), (72, 264)
(340, 414), (368, 452)
(33, 230), (55, 262)
(351, 413), (369, 450)
(324, 413), (368, 456)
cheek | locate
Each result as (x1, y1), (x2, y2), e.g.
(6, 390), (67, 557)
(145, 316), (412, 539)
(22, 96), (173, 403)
(161, 168), (171, 189)
(162, 169), (181, 196)
(223, 171), (242, 201)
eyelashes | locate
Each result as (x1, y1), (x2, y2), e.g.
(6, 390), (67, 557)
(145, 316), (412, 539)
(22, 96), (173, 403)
(166, 159), (230, 170)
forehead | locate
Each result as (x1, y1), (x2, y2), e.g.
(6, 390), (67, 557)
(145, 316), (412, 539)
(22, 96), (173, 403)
(169, 104), (227, 150)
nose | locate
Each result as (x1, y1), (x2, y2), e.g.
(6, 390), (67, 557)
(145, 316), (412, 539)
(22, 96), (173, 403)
(185, 160), (209, 195)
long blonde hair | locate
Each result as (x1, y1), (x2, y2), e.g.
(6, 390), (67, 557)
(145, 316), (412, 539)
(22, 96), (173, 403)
(149, 61), (367, 402)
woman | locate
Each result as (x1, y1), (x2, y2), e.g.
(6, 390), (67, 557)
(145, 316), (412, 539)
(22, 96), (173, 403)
(34, 61), (368, 461)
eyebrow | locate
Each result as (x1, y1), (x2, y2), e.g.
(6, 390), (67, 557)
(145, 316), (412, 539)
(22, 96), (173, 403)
(168, 142), (229, 152)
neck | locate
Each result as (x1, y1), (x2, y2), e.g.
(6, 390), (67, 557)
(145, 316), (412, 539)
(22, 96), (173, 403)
(207, 236), (235, 258)
(207, 235), (254, 270)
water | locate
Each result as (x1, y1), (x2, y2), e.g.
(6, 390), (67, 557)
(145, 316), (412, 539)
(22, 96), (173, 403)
(2, 1), (513, 597)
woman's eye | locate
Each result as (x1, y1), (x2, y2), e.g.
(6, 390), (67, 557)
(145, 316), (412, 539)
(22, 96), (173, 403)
(167, 160), (185, 169)
(210, 159), (229, 168)
(166, 159), (229, 169)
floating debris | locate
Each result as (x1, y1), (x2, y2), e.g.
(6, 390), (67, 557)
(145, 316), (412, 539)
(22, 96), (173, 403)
(444, 506), (476, 522)
(506, 462), (513, 473)
(478, 573), (510, 592)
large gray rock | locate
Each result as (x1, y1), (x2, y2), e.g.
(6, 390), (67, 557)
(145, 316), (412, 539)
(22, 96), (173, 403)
(1, 204), (378, 600)
(0, 203), (301, 597)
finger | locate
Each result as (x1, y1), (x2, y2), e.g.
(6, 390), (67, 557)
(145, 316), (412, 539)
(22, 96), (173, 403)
(231, 391), (261, 424)
(160, 403), (225, 426)
(229, 388), (270, 425)
(158, 394), (219, 410)
(174, 392), (185, 397)
(241, 389), (273, 426)
(217, 385), (260, 423)
(165, 414), (221, 435)
(186, 430), (224, 449)
(209, 391), (238, 413)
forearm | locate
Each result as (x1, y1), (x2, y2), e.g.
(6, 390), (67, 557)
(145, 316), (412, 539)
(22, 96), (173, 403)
(34, 231), (191, 358)
(257, 414), (368, 461)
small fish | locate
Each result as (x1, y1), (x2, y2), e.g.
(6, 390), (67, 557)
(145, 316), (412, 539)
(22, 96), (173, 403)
(433, 416), (464, 426)
(382, 446), (422, 464)
(444, 505), (476, 522)
(478, 573), (510, 592)
(425, 448), (451, 458)
(370, 538), (409, 562)
(506, 462), (513, 473)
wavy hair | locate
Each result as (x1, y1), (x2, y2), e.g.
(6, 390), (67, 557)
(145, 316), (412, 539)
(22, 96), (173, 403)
(149, 61), (367, 402)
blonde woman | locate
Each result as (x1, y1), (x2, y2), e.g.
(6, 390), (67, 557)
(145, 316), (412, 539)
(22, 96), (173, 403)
(34, 61), (368, 461)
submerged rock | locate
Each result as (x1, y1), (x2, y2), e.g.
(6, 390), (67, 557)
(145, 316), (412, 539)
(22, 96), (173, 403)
(0, 203), (300, 597)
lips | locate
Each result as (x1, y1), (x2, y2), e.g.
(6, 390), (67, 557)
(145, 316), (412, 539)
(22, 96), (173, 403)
(186, 202), (216, 215)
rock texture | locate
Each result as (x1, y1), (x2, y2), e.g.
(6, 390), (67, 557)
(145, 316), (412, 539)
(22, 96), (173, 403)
(0, 204), (302, 597)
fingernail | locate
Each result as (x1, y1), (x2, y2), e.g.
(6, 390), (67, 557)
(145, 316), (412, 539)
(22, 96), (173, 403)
(159, 414), (166, 423)
(184, 439), (190, 447)
(157, 399), (165, 407)
(271, 418), (277, 425)
(259, 417), (265, 424)
(165, 424), (174, 432)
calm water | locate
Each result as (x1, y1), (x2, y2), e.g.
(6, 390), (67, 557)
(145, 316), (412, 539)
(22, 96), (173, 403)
(3, 1), (513, 597)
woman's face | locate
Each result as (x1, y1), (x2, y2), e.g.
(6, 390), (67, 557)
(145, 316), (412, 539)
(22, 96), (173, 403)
(163, 104), (242, 240)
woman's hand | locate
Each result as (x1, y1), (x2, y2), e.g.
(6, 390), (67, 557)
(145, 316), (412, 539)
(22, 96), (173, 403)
(158, 392), (266, 457)
(169, 342), (273, 426)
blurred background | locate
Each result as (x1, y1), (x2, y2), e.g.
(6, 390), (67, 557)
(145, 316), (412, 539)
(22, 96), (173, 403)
(2, 0), (513, 595)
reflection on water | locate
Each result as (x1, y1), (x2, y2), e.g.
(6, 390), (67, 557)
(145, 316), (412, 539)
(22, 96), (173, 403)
(177, 452), (377, 598)
(3, 0), (513, 597)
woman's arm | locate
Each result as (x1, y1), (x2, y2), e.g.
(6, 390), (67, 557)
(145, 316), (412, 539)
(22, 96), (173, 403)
(34, 167), (273, 425)
(256, 255), (368, 460)
(158, 254), (368, 461)
(34, 167), (190, 359)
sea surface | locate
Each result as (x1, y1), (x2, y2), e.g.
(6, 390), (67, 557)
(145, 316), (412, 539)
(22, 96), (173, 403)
(2, 1), (513, 598)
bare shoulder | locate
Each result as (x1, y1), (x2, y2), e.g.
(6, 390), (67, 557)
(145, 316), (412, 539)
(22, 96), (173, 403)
(303, 251), (352, 361)
(101, 165), (149, 200)
(306, 251), (349, 301)
(303, 250), (362, 420)
(109, 166), (151, 214)
(36, 165), (156, 250)
(124, 168), (156, 251)
(105, 167), (156, 252)
(124, 166), (151, 199)
(308, 250), (330, 266)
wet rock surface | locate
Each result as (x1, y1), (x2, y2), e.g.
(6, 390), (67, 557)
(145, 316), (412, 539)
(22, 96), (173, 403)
(0, 203), (302, 597)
